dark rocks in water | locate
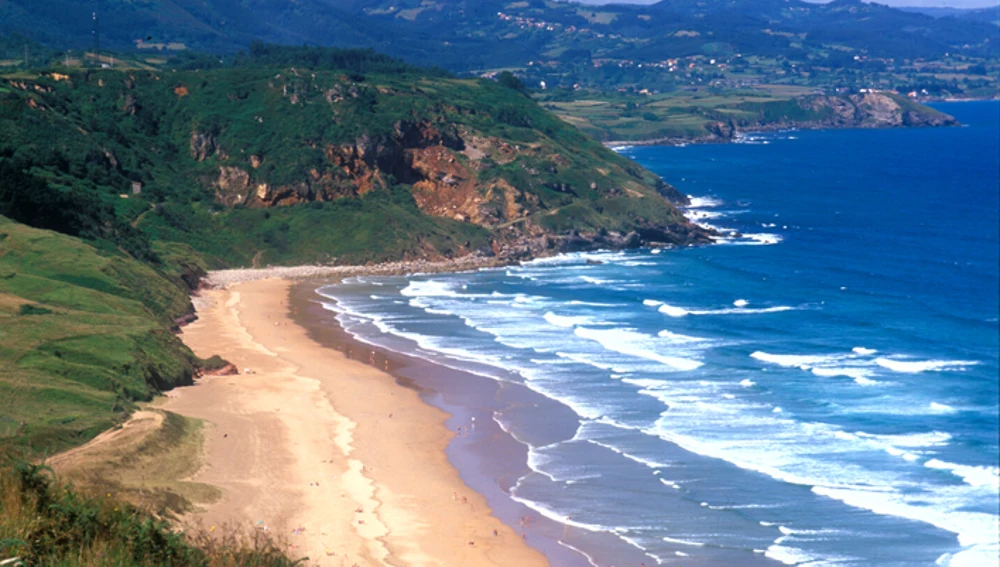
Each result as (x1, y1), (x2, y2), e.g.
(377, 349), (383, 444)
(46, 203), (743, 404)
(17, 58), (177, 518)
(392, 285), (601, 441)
(586, 259), (604, 265)
(654, 178), (689, 205)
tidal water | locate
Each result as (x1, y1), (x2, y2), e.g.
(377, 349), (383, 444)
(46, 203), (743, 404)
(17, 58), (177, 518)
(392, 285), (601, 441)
(317, 102), (999, 566)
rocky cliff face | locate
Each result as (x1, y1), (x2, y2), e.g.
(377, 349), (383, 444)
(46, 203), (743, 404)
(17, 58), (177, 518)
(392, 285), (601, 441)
(201, 119), (710, 258)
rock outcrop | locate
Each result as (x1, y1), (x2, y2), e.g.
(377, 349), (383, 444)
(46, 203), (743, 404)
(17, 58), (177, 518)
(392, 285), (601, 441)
(200, 118), (705, 257)
(191, 130), (219, 162)
(700, 92), (958, 142)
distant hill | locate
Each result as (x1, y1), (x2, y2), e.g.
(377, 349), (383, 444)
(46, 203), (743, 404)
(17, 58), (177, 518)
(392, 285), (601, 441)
(900, 5), (1000, 26)
(1, 0), (997, 68)
(0, 0), (490, 69)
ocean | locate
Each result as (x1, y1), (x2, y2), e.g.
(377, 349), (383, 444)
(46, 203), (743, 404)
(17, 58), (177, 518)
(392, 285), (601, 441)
(315, 101), (999, 566)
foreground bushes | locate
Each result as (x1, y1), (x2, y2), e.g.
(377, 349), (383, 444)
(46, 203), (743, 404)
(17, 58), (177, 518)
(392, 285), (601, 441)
(0, 458), (302, 567)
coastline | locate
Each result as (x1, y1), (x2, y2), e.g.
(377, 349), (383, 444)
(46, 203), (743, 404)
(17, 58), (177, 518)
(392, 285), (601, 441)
(160, 278), (548, 566)
(601, 114), (970, 149)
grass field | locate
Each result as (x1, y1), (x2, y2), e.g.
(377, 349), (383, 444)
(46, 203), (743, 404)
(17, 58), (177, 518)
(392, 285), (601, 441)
(538, 89), (777, 141)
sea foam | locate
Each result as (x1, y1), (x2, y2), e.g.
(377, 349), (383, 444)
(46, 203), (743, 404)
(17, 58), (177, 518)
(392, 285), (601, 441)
(573, 327), (703, 371)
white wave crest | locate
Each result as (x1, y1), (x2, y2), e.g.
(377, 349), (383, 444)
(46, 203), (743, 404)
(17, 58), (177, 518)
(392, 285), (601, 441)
(874, 357), (979, 373)
(930, 402), (957, 413)
(658, 303), (689, 317)
(543, 312), (605, 329)
(579, 275), (615, 285)
(855, 431), (952, 448)
(751, 352), (840, 368)
(662, 536), (706, 547)
(586, 439), (673, 469)
(662, 303), (794, 317)
(686, 196), (723, 208)
(925, 459), (1000, 490)
(656, 329), (708, 343)
(400, 279), (461, 297)
(573, 327), (703, 371)
(766, 544), (816, 565)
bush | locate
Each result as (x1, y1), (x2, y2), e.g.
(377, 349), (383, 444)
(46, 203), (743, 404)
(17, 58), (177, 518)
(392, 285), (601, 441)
(17, 304), (52, 316)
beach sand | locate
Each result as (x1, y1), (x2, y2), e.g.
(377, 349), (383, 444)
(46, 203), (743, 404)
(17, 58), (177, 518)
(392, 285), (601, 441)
(162, 278), (548, 567)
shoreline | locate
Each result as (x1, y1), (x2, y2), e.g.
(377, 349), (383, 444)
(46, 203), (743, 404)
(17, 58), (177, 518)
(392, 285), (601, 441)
(601, 121), (956, 149)
(160, 278), (549, 566)
(289, 281), (614, 567)
(294, 275), (768, 567)
(599, 100), (997, 149)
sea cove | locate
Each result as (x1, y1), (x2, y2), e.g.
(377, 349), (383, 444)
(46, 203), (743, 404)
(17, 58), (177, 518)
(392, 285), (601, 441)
(317, 101), (1000, 566)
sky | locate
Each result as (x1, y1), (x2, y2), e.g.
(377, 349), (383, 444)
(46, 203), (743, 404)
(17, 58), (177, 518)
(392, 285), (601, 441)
(573, 0), (999, 8)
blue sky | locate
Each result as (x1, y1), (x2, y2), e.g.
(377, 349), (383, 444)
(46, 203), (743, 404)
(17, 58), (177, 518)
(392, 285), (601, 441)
(574, 0), (999, 8)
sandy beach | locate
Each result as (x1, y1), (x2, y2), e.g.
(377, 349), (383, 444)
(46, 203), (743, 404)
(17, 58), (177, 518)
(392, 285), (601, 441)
(162, 278), (548, 567)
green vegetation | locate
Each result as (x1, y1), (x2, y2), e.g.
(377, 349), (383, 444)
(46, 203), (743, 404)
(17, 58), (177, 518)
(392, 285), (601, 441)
(0, 458), (301, 566)
(0, 217), (199, 453)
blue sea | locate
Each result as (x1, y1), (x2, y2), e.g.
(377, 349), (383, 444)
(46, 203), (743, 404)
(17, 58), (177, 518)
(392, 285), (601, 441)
(317, 102), (999, 566)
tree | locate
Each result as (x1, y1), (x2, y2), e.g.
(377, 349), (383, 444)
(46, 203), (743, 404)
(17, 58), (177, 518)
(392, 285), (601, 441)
(496, 71), (528, 94)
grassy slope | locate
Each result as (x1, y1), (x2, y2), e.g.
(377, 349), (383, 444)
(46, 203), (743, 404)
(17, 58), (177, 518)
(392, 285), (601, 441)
(0, 216), (200, 453)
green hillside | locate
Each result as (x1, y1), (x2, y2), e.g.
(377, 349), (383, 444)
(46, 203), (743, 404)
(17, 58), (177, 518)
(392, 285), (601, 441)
(0, 216), (203, 453)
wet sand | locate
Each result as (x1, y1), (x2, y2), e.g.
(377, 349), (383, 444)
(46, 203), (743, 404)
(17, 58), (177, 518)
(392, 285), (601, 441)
(162, 278), (548, 566)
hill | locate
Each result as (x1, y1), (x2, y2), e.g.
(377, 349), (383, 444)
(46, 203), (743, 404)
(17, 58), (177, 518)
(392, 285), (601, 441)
(0, 215), (205, 452)
(1, 47), (704, 269)
(2, 0), (996, 103)
(900, 6), (1000, 26)
(540, 87), (957, 143)
(2, 0), (997, 70)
